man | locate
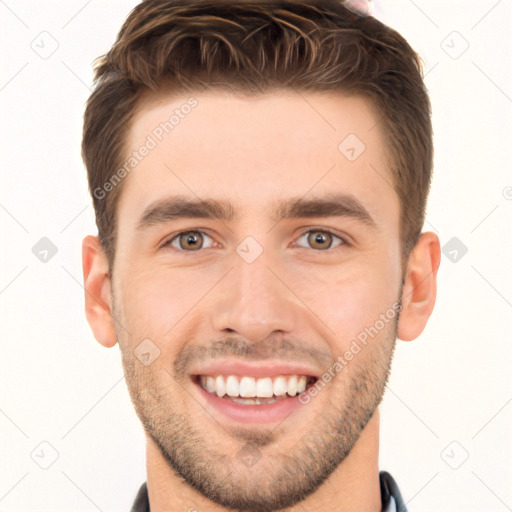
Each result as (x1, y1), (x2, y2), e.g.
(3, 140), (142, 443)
(81, 0), (440, 510)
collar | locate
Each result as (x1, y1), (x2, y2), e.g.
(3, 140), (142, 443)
(380, 470), (408, 512)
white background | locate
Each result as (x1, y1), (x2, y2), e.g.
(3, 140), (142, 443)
(0, 1), (511, 510)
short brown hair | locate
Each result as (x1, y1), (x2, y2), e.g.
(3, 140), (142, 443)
(82, 0), (432, 271)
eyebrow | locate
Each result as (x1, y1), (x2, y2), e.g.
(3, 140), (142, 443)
(136, 193), (376, 230)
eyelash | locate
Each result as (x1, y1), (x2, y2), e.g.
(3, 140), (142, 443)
(161, 228), (349, 254)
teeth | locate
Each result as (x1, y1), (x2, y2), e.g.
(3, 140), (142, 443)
(199, 374), (311, 399)
(256, 377), (273, 398)
(297, 376), (307, 393)
(206, 376), (215, 393)
(273, 376), (287, 396)
(226, 375), (239, 397)
(215, 375), (226, 397)
(229, 396), (279, 405)
(239, 377), (256, 397)
(287, 375), (298, 396)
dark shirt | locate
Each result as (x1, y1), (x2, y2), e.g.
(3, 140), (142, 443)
(130, 470), (408, 511)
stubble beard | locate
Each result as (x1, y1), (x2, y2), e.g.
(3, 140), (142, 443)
(115, 322), (397, 511)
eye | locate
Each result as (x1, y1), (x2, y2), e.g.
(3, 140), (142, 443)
(295, 229), (345, 251)
(162, 228), (346, 254)
(165, 230), (214, 252)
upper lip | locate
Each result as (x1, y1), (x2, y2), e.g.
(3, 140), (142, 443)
(190, 359), (322, 379)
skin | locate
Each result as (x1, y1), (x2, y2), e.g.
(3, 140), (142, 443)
(82, 90), (440, 511)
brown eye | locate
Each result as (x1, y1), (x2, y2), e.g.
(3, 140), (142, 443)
(165, 230), (214, 252)
(296, 230), (344, 251)
(178, 231), (203, 250)
(308, 231), (332, 250)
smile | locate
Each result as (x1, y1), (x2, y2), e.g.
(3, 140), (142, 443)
(190, 360), (321, 423)
(196, 374), (315, 405)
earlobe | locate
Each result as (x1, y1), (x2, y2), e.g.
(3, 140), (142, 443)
(82, 235), (118, 348)
(397, 231), (441, 342)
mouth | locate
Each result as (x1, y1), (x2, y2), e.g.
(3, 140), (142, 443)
(190, 360), (320, 424)
(193, 374), (317, 405)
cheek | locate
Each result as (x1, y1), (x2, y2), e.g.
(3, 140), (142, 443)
(115, 265), (218, 342)
(295, 256), (401, 346)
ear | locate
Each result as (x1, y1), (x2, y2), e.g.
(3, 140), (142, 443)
(397, 231), (441, 341)
(82, 235), (118, 348)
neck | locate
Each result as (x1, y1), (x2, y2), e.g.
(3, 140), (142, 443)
(146, 409), (382, 512)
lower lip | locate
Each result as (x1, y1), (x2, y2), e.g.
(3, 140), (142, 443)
(194, 380), (308, 424)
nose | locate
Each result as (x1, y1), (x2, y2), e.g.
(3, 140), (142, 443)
(211, 251), (297, 343)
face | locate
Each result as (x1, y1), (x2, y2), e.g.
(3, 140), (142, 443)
(111, 90), (403, 509)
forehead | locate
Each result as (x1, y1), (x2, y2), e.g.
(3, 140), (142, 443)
(117, 89), (398, 229)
